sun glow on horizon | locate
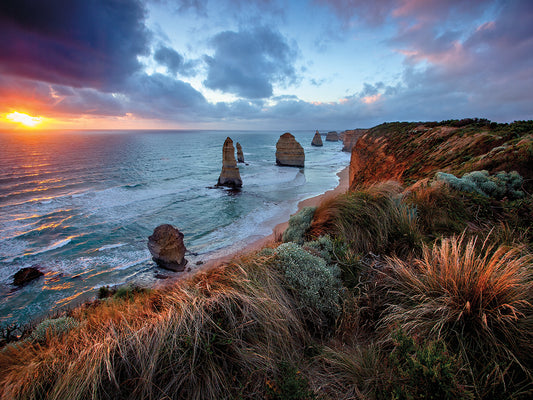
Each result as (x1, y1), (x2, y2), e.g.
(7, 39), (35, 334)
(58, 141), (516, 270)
(5, 111), (44, 127)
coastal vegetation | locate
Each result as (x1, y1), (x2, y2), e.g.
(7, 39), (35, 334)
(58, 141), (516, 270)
(1, 119), (532, 399)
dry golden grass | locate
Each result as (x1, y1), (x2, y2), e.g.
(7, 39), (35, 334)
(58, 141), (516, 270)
(309, 182), (421, 257)
(0, 254), (308, 400)
(380, 234), (533, 393)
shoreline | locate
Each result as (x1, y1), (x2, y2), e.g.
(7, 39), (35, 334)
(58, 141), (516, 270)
(175, 165), (350, 279)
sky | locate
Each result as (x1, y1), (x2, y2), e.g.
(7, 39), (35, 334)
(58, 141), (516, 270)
(0, 0), (531, 130)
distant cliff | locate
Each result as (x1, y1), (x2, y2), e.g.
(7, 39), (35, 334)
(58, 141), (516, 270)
(349, 120), (533, 191)
(341, 129), (367, 152)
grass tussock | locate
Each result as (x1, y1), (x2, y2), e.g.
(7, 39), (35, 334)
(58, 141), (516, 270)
(309, 182), (421, 257)
(0, 255), (309, 400)
(380, 234), (533, 396)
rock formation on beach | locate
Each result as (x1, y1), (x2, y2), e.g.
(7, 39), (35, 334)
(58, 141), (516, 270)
(236, 142), (244, 163)
(342, 129), (367, 152)
(276, 132), (305, 167)
(326, 131), (339, 142)
(311, 130), (323, 146)
(148, 224), (188, 271)
(216, 137), (242, 188)
(13, 266), (44, 286)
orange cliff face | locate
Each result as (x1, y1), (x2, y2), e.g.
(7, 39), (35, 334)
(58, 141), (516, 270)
(348, 121), (533, 191)
(349, 134), (406, 188)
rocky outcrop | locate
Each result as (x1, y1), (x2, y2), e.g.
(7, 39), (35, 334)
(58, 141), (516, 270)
(276, 132), (305, 167)
(13, 266), (44, 286)
(311, 130), (323, 146)
(342, 129), (367, 152)
(148, 224), (188, 272)
(326, 131), (339, 142)
(236, 142), (244, 163)
(216, 137), (242, 188)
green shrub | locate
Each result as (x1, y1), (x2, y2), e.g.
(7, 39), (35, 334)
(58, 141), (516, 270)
(283, 207), (316, 244)
(275, 242), (341, 318)
(113, 285), (148, 301)
(29, 317), (79, 343)
(382, 330), (472, 400)
(435, 170), (524, 199)
(267, 361), (316, 400)
(303, 235), (335, 264)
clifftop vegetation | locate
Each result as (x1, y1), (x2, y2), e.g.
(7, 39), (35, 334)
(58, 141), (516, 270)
(350, 119), (533, 191)
(1, 120), (532, 399)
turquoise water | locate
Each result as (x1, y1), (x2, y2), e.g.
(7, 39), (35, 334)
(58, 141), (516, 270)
(0, 130), (349, 324)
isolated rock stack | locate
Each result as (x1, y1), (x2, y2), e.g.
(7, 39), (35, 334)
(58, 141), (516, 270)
(216, 137), (242, 188)
(311, 130), (323, 146)
(326, 131), (339, 141)
(236, 142), (244, 163)
(276, 132), (305, 167)
(148, 224), (188, 271)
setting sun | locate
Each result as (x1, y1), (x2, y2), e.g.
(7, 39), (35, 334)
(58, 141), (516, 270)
(6, 111), (43, 127)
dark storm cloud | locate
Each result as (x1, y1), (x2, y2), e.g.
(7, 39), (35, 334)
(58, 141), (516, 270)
(203, 27), (299, 99)
(125, 72), (207, 117)
(0, 0), (151, 90)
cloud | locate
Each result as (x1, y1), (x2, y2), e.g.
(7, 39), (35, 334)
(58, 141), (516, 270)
(0, 0), (151, 91)
(154, 46), (185, 74)
(203, 27), (299, 98)
(125, 72), (207, 118)
(153, 45), (197, 76)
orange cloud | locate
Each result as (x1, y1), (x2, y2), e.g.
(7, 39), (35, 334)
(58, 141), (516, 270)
(361, 94), (382, 104)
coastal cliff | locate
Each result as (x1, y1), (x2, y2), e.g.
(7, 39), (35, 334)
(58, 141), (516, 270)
(349, 120), (533, 190)
(341, 129), (366, 152)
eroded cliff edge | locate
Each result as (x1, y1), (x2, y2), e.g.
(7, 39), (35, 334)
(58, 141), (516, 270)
(349, 120), (533, 191)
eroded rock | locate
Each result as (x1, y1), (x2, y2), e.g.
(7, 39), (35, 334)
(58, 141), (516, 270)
(276, 132), (305, 167)
(236, 142), (244, 163)
(342, 129), (367, 152)
(13, 266), (44, 286)
(148, 224), (188, 272)
(326, 131), (339, 141)
(311, 130), (323, 146)
(216, 137), (242, 188)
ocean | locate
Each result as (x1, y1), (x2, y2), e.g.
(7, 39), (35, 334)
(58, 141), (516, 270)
(0, 130), (350, 325)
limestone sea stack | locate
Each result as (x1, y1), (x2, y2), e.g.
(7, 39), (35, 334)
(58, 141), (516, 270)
(311, 130), (323, 146)
(216, 137), (242, 188)
(236, 142), (244, 163)
(276, 132), (305, 167)
(326, 131), (339, 141)
(148, 224), (188, 271)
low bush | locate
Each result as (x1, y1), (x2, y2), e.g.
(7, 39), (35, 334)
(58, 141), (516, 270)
(266, 361), (316, 400)
(435, 170), (524, 199)
(274, 242), (342, 321)
(381, 330), (472, 400)
(282, 207), (316, 244)
(29, 317), (79, 344)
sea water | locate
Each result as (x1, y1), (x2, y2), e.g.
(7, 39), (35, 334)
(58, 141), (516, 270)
(0, 130), (350, 325)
